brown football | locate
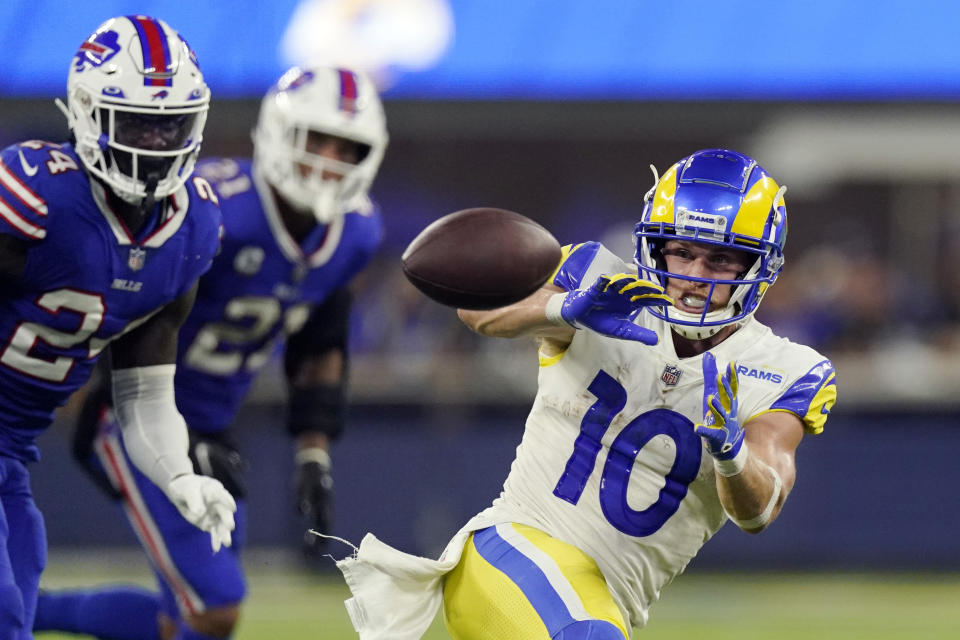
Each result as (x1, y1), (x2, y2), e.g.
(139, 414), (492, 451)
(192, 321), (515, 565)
(401, 208), (562, 310)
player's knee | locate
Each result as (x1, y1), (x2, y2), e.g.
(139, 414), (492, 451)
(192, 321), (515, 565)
(0, 581), (25, 635)
(554, 619), (627, 640)
(182, 603), (241, 639)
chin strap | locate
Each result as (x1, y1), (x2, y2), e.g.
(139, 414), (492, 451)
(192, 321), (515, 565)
(668, 308), (739, 339)
(670, 322), (733, 340)
(307, 178), (345, 224)
(140, 173), (161, 216)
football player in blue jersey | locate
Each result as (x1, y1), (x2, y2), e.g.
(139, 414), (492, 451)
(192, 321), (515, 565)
(0, 15), (236, 640)
(34, 65), (388, 640)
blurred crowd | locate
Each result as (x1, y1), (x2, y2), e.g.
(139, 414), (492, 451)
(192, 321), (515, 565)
(340, 196), (960, 409)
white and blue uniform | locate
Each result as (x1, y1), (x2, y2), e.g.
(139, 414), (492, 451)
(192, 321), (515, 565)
(92, 156), (382, 618)
(0, 140), (221, 637)
(336, 242), (837, 639)
(175, 158), (382, 434)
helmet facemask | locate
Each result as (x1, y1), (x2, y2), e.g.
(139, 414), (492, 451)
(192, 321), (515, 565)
(76, 100), (206, 204)
(633, 150), (788, 340)
(257, 124), (372, 224)
(637, 232), (775, 339)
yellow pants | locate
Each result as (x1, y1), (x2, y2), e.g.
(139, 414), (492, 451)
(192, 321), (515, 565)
(442, 523), (628, 640)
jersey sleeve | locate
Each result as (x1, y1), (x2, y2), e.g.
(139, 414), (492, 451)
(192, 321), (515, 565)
(0, 144), (51, 242)
(340, 205), (384, 281)
(356, 203), (385, 259)
(767, 359), (837, 434)
(550, 241), (630, 291)
(194, 157), (254, 202)
(173, 192), (223, 299)
(284, 286), (352, 378)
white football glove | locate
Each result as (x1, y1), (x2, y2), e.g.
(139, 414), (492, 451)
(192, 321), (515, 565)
(166, 474), (237, 552)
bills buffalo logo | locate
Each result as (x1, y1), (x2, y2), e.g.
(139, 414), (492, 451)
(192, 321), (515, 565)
(74, 30), (121, 72)
(661, 364), (682, 386)
(151, 90), (169, 100)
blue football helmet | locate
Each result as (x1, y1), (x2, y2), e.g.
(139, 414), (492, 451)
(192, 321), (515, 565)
(634, 149), (787, 339)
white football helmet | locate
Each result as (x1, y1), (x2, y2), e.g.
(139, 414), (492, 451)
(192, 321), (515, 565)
(58, 15), (209, 204)
(252, 66), (388, 223)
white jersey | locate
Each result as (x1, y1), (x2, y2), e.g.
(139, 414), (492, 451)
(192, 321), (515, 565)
(336, 241), (836, 639)
(473, 241), (836, 629)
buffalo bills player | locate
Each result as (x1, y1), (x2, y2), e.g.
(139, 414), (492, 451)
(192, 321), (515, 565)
(0, 15), (236, 640)
(34, 65), (388, 639)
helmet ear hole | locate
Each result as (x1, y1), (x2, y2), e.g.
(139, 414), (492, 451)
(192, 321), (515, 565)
(75, 88), (94, 116)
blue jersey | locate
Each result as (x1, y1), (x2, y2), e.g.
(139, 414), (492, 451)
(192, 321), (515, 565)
(0, 141), (221, 463)
(174, 158), (382, 433)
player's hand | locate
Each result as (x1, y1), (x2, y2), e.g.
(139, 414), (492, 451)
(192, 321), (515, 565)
(695, 352), (745, 459)
(558, 273), (672, 344)
(295, 448), (334, 558)
(166, 474), (237, 552)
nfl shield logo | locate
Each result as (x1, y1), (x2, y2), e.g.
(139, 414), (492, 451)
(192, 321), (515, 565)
(661, 364), (682, 386)
(128, 247), (146, 271)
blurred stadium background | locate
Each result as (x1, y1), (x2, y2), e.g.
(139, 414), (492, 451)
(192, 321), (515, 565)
(5, 0), (960, 637)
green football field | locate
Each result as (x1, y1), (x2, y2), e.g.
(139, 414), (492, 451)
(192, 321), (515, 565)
(35, 549), (960, 639)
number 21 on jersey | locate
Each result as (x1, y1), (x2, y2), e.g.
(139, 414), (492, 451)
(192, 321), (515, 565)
(184, 297), (310, 376)
(552, 369), (703, 537)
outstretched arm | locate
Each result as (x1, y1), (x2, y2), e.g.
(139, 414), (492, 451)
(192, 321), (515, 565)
(459, 274), (671, 346)
(458, 283), (574, 340)
(110, 284), (236, 551)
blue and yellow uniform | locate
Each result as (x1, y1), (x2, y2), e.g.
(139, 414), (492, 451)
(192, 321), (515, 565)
(335, 241), (835, 639)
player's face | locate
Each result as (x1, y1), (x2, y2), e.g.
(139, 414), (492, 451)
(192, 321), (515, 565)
(108, 111), (199, 181)
(297, 131), (364, 182)
(660, 240), (752, 315)
(112, 112), (197, 151)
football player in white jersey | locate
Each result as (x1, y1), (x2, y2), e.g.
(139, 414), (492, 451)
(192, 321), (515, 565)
(334, 148), (837, 639)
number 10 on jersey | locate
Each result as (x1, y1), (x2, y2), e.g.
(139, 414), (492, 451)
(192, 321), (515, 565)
(552, 370), (703, 537)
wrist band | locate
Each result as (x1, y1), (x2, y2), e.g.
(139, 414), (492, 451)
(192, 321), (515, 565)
(544, 292), (573, 327)
(713, 442), (749, 477)
(728, 460), (783, 530)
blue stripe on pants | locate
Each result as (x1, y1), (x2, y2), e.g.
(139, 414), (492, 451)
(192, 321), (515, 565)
(472, 526), (575, 637)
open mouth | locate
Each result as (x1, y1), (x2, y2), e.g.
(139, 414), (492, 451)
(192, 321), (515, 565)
(675, 294), (710, 313)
